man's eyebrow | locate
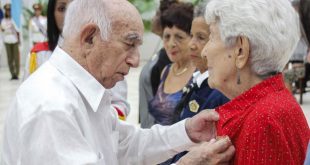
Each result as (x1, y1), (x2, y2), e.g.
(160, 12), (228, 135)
(125, 33), (143, 44)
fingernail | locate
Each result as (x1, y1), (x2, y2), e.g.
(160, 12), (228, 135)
(225, 136), (231, 142)
(209, 138), (216, 143)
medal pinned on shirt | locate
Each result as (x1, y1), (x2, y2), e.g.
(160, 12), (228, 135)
(189, 100), (199, 113)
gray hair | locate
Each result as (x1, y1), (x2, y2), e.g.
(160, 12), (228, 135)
(62, 0), (111, 41)
(205, 0), (300, 76)
(194, 0), (210, 18)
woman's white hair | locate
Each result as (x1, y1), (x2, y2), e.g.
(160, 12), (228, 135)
(205, 0), (300, 76)
(62, 0), (111, 41)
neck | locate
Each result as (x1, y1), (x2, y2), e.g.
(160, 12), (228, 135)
(174, 59), (192, 70)
(62, 40), (86, 67)
(225, 70), (263, 99)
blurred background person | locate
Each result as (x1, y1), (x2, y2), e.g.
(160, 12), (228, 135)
(202, 0), (309, 164)
(1, 3), (20, 80)
(148, 2), (196, 126)
(283, 0), (308, 94)
(139, 0), (177, 128)
(163, 0), (230, 164)
(23, 0), (71, 79)
(28, 3), (47, 46)
(174, 0), (229, 123)
(299, 0), (310, 164)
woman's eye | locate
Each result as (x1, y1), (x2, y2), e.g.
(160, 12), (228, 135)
(176, 35), (183, 40)
(57, 5), (66, 12)
(163, 34), (170, 40)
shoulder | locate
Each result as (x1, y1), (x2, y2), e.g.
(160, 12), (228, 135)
(31, 42), (50, 53)
(160, 64), (171, 79)
(17, 64), (81, 116)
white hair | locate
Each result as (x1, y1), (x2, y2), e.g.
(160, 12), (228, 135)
(62, 0), (111, 41)
(205, 0), (300, 76)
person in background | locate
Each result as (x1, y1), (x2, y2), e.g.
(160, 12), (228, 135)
(148, 2), (196, 126)
(28, 3), (47, 46)
(1, 0), (235, 164)
(139, 0), (177, 128)
(23, 0), (130, 120)
(300, 0), (310, 92)
(167, 1), (230, 163)
(202, 0), (309, 164)
(283, 0), (308, 93)
(1, 3), (20, 80)
(299, 0), (310, 164)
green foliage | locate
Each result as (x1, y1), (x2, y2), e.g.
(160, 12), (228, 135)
(128, 0), (203, 31)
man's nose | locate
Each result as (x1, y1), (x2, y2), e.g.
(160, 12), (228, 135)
(127, 50), (140, 68)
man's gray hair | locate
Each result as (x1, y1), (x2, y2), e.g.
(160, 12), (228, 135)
(62, 0), (111, 41)
(205, 0), (300, 76)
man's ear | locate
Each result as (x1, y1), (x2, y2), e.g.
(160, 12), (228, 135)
(234, 36), (250, 69)
(80, 24), (98, 49)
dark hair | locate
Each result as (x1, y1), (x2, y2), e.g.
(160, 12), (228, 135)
(159, 0), (179, 13)
(300, 0), (310, 43)
(47, 0), (61, 51)
(160, 2), (194, 34)
(4, 10), (10, 18)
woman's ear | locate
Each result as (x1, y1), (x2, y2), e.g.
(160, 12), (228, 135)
(80, 24), (99, 49)
(235, 36), (250, 69)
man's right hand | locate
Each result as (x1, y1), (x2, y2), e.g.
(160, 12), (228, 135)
(176, 136), (235, 165)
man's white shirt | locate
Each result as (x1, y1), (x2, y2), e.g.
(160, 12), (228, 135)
(1, 46), (195, 165)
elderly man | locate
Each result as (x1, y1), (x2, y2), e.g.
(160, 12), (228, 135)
(1, 0), (234, 164)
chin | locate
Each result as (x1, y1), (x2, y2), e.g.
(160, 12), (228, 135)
(207, 78), (216, 89)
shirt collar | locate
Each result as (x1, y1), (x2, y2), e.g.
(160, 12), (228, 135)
(193, 71), (209, 88)
(49, 46), (106, 112)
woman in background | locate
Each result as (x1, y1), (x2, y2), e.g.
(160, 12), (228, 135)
(148, 2), (196, 126)
(139, 0), (177, 128)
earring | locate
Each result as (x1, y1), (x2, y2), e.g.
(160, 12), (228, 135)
(237, 68), (241, 85)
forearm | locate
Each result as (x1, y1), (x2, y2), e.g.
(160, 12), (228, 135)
(117, 120), (195, 165)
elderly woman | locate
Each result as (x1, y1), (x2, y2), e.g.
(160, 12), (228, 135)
(148, 2), (196, 126)
(174, 0), (228, 122)
(201, 0), (309, 164)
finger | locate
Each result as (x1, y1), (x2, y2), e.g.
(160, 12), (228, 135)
(217, 145), (236, 163)
(198, 110), (219, 121)
(211, 136), (232, 153)
(209, 138), (216, 144)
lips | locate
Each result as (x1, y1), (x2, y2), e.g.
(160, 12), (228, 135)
(170, 51), (178, 56)
(190, 54), (198, 58)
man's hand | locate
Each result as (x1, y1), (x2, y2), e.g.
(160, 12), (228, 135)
(177, 137), (235, 165)
(185, 110), (219, 143)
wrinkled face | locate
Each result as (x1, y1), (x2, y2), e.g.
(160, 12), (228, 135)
(201, 23), (236, 90)
(189, 17), (210, 72)
(163, 26), (191, 63)
(54, 0), (71, 32)
(87, 9), (144, 88)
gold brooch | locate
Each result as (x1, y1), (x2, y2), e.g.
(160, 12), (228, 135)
(189, 100), (199, 113)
